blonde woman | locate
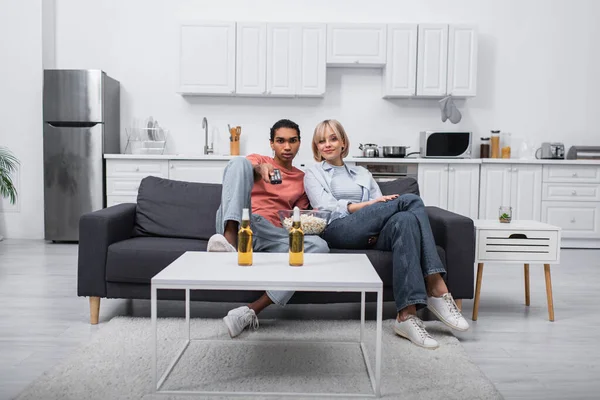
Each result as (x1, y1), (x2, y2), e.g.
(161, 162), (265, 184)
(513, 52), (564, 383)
(304, 119), (469, 349)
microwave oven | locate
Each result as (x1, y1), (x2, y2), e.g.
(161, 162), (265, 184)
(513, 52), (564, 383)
(419, 131), (472, 158)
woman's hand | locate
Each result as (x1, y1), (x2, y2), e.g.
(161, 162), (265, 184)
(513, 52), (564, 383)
(369, 194), (399, 205)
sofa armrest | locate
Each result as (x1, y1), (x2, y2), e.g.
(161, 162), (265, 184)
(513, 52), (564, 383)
(77, 203), (137, 297)
(425, 206), (475, 299)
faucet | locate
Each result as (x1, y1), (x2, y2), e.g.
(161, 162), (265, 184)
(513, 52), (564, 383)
(202, 117), (213, 155)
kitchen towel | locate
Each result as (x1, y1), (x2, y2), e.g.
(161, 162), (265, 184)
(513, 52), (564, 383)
(439, 95), (462, 124)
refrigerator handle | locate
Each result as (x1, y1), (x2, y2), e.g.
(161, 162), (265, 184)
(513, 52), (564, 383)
(46, 122), (100, 128)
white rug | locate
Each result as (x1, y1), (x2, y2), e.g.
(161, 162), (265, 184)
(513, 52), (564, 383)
(16, 317), (502, 400)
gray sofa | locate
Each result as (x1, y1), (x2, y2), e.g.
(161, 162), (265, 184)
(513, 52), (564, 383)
(78, 176), (475, 324)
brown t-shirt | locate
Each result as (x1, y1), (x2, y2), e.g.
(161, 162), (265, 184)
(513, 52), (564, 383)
(246, 154), (309, 226)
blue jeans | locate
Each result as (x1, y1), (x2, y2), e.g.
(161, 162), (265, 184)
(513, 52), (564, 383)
(321, 194), (445, 312)
(215, 157), (329, 306)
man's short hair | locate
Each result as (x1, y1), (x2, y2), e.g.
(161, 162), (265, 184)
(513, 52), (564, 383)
(270, 119), (300, 141)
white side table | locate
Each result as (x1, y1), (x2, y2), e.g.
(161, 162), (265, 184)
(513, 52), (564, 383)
(472, 220), (561, 322)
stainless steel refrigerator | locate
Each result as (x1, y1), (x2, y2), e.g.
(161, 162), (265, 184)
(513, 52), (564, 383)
(43, 70), (120, 241)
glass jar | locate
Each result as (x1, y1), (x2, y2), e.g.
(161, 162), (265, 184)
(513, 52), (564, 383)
(499, 206), (512, 223)
(501, 132), (512, 159)
(480, 137), (490, 158)
(490, 130), (500, 158)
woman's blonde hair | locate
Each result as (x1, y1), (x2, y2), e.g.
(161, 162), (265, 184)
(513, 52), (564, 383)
(311, 119), (350, 162)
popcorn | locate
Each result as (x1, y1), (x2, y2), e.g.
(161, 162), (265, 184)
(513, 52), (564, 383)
(282, 214), (328, 235)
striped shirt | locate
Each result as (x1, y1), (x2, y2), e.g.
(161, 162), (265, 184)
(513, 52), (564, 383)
(328, 163), (363, 203)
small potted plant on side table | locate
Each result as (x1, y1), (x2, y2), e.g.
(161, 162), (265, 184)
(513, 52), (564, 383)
(499, 206), (512, 223)
(0, 147), (19, 241)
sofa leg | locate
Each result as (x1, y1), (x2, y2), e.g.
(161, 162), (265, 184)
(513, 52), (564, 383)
(90, 296), (100, 325)
(455, 299), (462, 311)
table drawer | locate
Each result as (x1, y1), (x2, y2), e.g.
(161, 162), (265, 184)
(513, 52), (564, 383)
(477, 229), (559, 262)
(543, 165), (600, 183)
(542, 183), (600, 201)
(542, 201), (600, 238)
(106, 178), (144, 196)
(106, 159), (169, 178)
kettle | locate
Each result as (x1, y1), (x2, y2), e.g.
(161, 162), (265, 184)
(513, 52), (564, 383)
(359, 143), (379, 158)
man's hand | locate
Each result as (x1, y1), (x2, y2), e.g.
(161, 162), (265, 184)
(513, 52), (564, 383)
(253, 163), (275, 183)
(369, 194), (399, 205)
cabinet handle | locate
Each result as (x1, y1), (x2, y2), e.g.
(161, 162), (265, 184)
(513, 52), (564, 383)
(571, 218), (576, 223)
(572, 172), (578, 177)
(354, 60), (359, 64)
(170, 165), (174, 169)
(571, 190), (577, 196)
(513, 168), (518, 172)
(449, 167), (455, 172)
(135, 167), (139, 172)
(443, 167), (449, 171)
(230, 90), (235, 94)
(507, 168), (512, 172)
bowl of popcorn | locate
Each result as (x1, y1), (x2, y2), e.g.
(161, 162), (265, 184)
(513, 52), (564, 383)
(278, 209), (331, 235)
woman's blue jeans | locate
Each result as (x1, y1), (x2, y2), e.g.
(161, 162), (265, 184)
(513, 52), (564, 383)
(321, 194), (446, 312)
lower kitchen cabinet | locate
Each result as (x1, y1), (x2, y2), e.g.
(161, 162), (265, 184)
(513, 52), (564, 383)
(105, 159), (228, 206)
(417, 163), (479, 219)
(479, 164), (542, 221)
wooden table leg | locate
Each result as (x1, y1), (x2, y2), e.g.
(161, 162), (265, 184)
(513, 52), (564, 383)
(472, 263), (484, 321)
(544, 264), (555, 321)
(524, 263), (530, 306)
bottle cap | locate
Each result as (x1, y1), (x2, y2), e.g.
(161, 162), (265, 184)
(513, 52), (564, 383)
(481, 137), (490, 140)
(293, 206), (300, 222)
(242, 208), (250, 220)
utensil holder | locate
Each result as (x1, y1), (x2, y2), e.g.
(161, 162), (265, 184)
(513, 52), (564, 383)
(230, 140), (240, 156)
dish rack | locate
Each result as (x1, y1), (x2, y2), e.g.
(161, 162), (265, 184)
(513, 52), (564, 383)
(124, 127), (168, 155)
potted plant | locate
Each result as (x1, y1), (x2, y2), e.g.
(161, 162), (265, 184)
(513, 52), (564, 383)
(0, 147), (19, 241)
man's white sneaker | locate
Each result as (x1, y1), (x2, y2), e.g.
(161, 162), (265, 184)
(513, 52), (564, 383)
(427, 293), (469, 331)
(207, 234), (236, 252)
(223, 306), (259, 338)
(393, 315), (439, 349)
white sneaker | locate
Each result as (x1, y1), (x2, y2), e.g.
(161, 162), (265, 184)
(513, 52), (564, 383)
(427, 293), (469, 332)
(207, 234), (236, 252)
(393, 315), (439, 349)
(223, 306), (259, 338)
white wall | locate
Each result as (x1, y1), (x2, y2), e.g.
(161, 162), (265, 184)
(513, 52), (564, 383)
(0, 0), (44, 239)
(2, 0), (599, 238)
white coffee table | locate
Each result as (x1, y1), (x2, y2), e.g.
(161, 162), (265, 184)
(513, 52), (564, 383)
(151, 251), (384, 398)
(472, 220), (561, 321)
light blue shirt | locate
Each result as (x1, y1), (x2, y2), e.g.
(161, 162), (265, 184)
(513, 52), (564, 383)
(304, 161), (383, 223)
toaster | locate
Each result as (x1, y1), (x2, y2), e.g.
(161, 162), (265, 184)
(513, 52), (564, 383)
(539, 142), (565, 159)
(419, 131), (472, 158)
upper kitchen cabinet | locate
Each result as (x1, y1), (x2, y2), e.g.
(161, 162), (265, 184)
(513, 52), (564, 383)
(447, 25), (478, 96)
(236, 22), (267, 95)
(383, 24), (418, 97)
(297, 24), (326, 96)
(178, 22), (236, 95)
(327, 24), (386, 66)
(416, 24), (448, 97)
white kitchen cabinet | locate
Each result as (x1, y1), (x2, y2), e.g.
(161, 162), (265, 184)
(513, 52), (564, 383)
(416, 24), (448, 97)
(266, 24), (296, 96)
(236, 22), (267, 95)
(541, 165), (600, 247)
(168, 160), (228, 184)
(297, 24), (326, 96)
(383, 24), (418, 97)
(327, 24), (386, 66)
(479, 164), (542, 221)
(178, 22), (236, 95)
(446, 25), (478, 97)
(418, 163), (479, 219)
(105, 159), (169, 206)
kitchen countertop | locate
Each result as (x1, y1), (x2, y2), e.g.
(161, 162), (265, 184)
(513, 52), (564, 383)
(104, 154), (599, 165)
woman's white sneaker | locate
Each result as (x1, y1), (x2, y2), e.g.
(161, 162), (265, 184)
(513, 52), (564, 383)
(427, 293), (469, 331)
(393, 315), (439, 349)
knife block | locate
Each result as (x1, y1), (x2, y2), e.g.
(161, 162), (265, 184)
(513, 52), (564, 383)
(230, 139), (240, 156)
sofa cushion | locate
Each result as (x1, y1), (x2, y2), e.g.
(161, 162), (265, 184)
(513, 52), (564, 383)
(106, 237), (207, 284)
(134, 176), (221, 240)
(378, 177), (420, 196)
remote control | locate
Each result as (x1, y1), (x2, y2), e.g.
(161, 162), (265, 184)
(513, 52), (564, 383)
(270, 168), (282, 184)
